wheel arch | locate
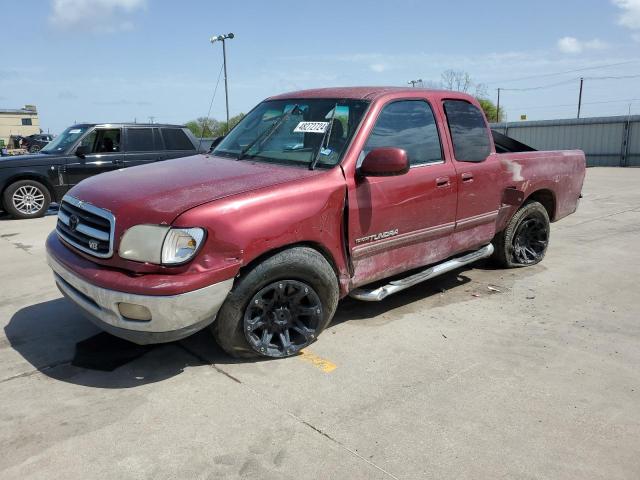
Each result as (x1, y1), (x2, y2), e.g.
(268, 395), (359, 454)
(238, 241), (341, 284)
(524, 188), (556, 221)
(1, 173), (55, 210)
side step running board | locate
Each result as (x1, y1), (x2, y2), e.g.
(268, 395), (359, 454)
(349, 244), (494, 302)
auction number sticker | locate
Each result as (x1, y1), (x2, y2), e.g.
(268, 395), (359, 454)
(294, 121), (329, 133)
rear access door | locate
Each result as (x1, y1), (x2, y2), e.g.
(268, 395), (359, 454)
(439, 99), (503, 252)
(347, 99), (458, 287)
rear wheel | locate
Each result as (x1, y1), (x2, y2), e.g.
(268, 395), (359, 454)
(212, 247), (339, 359)
(29, 145), (41, 153)
(492, 201), (550, 268)
(2, 179), (51, 219)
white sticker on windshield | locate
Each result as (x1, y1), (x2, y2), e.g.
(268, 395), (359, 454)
(68, 129), (82, 134)
(294, 121), (329, 133)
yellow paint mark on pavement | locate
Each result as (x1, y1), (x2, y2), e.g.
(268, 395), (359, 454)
(298, 349), (337, 373)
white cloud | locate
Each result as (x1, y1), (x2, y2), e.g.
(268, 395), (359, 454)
(612, 0), (640, 29)
(369, 63), (387, 73)
(49, 0), (145, 33)
(557, 36), (607, 54)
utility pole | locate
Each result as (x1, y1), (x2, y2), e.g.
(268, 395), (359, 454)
(408, 79), (423, 88)
(577, 77), (584, 119)
(496, 88), (501, 122)
(210, 33), (235, 133)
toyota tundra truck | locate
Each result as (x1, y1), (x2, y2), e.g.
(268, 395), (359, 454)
(45, 87), (586, 358)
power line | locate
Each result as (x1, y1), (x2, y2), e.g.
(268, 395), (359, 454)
(499, 78), (577, 92)
(507, 98), (640, 111)
(583, 74), (640, 80)
(485, 60), (640, 85)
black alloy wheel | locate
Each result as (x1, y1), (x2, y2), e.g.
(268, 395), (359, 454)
(511, 212), (549, 265)
(244, 280), (323, 357)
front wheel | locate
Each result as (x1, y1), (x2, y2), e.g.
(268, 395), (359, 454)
(492, 201), (550, 268)
(212, 247), (339, 359)
(2, 179), (51, 219)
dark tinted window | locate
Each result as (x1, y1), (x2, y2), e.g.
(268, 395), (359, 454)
(364, 100), (442, 166)
(161, 128), (194, 150)
(79, 128), (121, 153)
(443, 100), (491, 162)
(22, 118), (32, 125)
(127, 128), (155, 152)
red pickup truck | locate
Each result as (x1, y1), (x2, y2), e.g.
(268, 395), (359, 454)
(46, 87), (585, 358)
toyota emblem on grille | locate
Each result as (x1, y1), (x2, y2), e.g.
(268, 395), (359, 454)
(68, 215), (79, 231)
(88, 239), (99, 250)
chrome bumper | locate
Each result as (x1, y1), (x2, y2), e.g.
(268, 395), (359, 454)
(47, 252), (234, 344)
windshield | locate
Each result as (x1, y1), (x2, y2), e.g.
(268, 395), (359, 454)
(214, 98), (369, 168)
(41, 126), (90, 154)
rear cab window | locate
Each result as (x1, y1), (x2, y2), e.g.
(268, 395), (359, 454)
(443, 100), (491, 162)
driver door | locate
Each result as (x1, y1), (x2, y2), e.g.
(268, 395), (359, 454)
(65, 128), (124, 186)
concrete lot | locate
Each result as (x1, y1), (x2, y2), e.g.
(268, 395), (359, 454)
(0, 167), (639, 479)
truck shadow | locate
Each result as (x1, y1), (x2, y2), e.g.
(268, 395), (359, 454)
(5, 261), (537, 389)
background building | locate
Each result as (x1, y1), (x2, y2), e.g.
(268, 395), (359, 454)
(0, 105), (40, 147)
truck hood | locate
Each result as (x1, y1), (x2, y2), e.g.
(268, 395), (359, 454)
(68, 154), (325, 226)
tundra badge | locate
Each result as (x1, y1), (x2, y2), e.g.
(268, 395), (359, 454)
(355, 229), (399, 245)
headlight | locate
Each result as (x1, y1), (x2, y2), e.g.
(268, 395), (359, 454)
(119, 225), (205, 265)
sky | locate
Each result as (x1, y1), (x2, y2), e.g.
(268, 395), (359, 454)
(1, 0), (640, 134)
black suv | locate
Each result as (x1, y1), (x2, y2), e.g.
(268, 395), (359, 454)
(22, 134), (55, 153)
(0, 123), (202, 219)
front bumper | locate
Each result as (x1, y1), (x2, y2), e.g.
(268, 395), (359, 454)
(47, 251), (234, 344)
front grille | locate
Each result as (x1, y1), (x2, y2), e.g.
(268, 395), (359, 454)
(56, 196), (115, 258)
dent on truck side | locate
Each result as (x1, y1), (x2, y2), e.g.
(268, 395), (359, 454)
(174, 166), (352, 296)
(495, 150), (586, 232)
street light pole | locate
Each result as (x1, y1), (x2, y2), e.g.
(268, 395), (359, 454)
(496, 88), (501, 122)
(210, 32), (235, 133)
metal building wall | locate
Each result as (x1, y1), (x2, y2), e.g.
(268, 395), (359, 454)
(491, 115), (640, 167)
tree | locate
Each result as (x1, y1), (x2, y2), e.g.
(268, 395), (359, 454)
(439, 70), (504, 122)
(185, 113), (246, 138)
(477, 98), (505, 123)
(185, 117), (221, 138)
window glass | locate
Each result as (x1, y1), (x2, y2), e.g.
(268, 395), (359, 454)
(127, 128), (155, 152)
(363, 100), (442, 166)
(41, 126), (89, 153)
(443, 100), (491, 162)
(214, 99), (369, 168)
(22, 118), (32, 126)
(79, 129), (121, 153)
(161, 128), (194, 150)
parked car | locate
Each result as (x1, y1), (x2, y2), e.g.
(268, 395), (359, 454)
(0, 123), (202, 219)
(22, 133), (54, 153)
(46, 87), (586, 358)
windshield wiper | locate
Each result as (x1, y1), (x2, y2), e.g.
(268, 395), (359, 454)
(309, 103), (338, 170)
(237, 105), (299, 160)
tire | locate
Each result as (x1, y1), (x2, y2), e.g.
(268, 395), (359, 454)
(2, 179), (51, 219)
(29, 145), (41, 153)
(492, 201), (550, 268)
(212, 247), (339, 359)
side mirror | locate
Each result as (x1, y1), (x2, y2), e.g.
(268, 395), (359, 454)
(75, 145), (88, 159)
(359, 147), (409, 177)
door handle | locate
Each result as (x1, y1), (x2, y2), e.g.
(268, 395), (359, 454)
(461, 172), (474, 182)
(436, 176), (450, 187)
